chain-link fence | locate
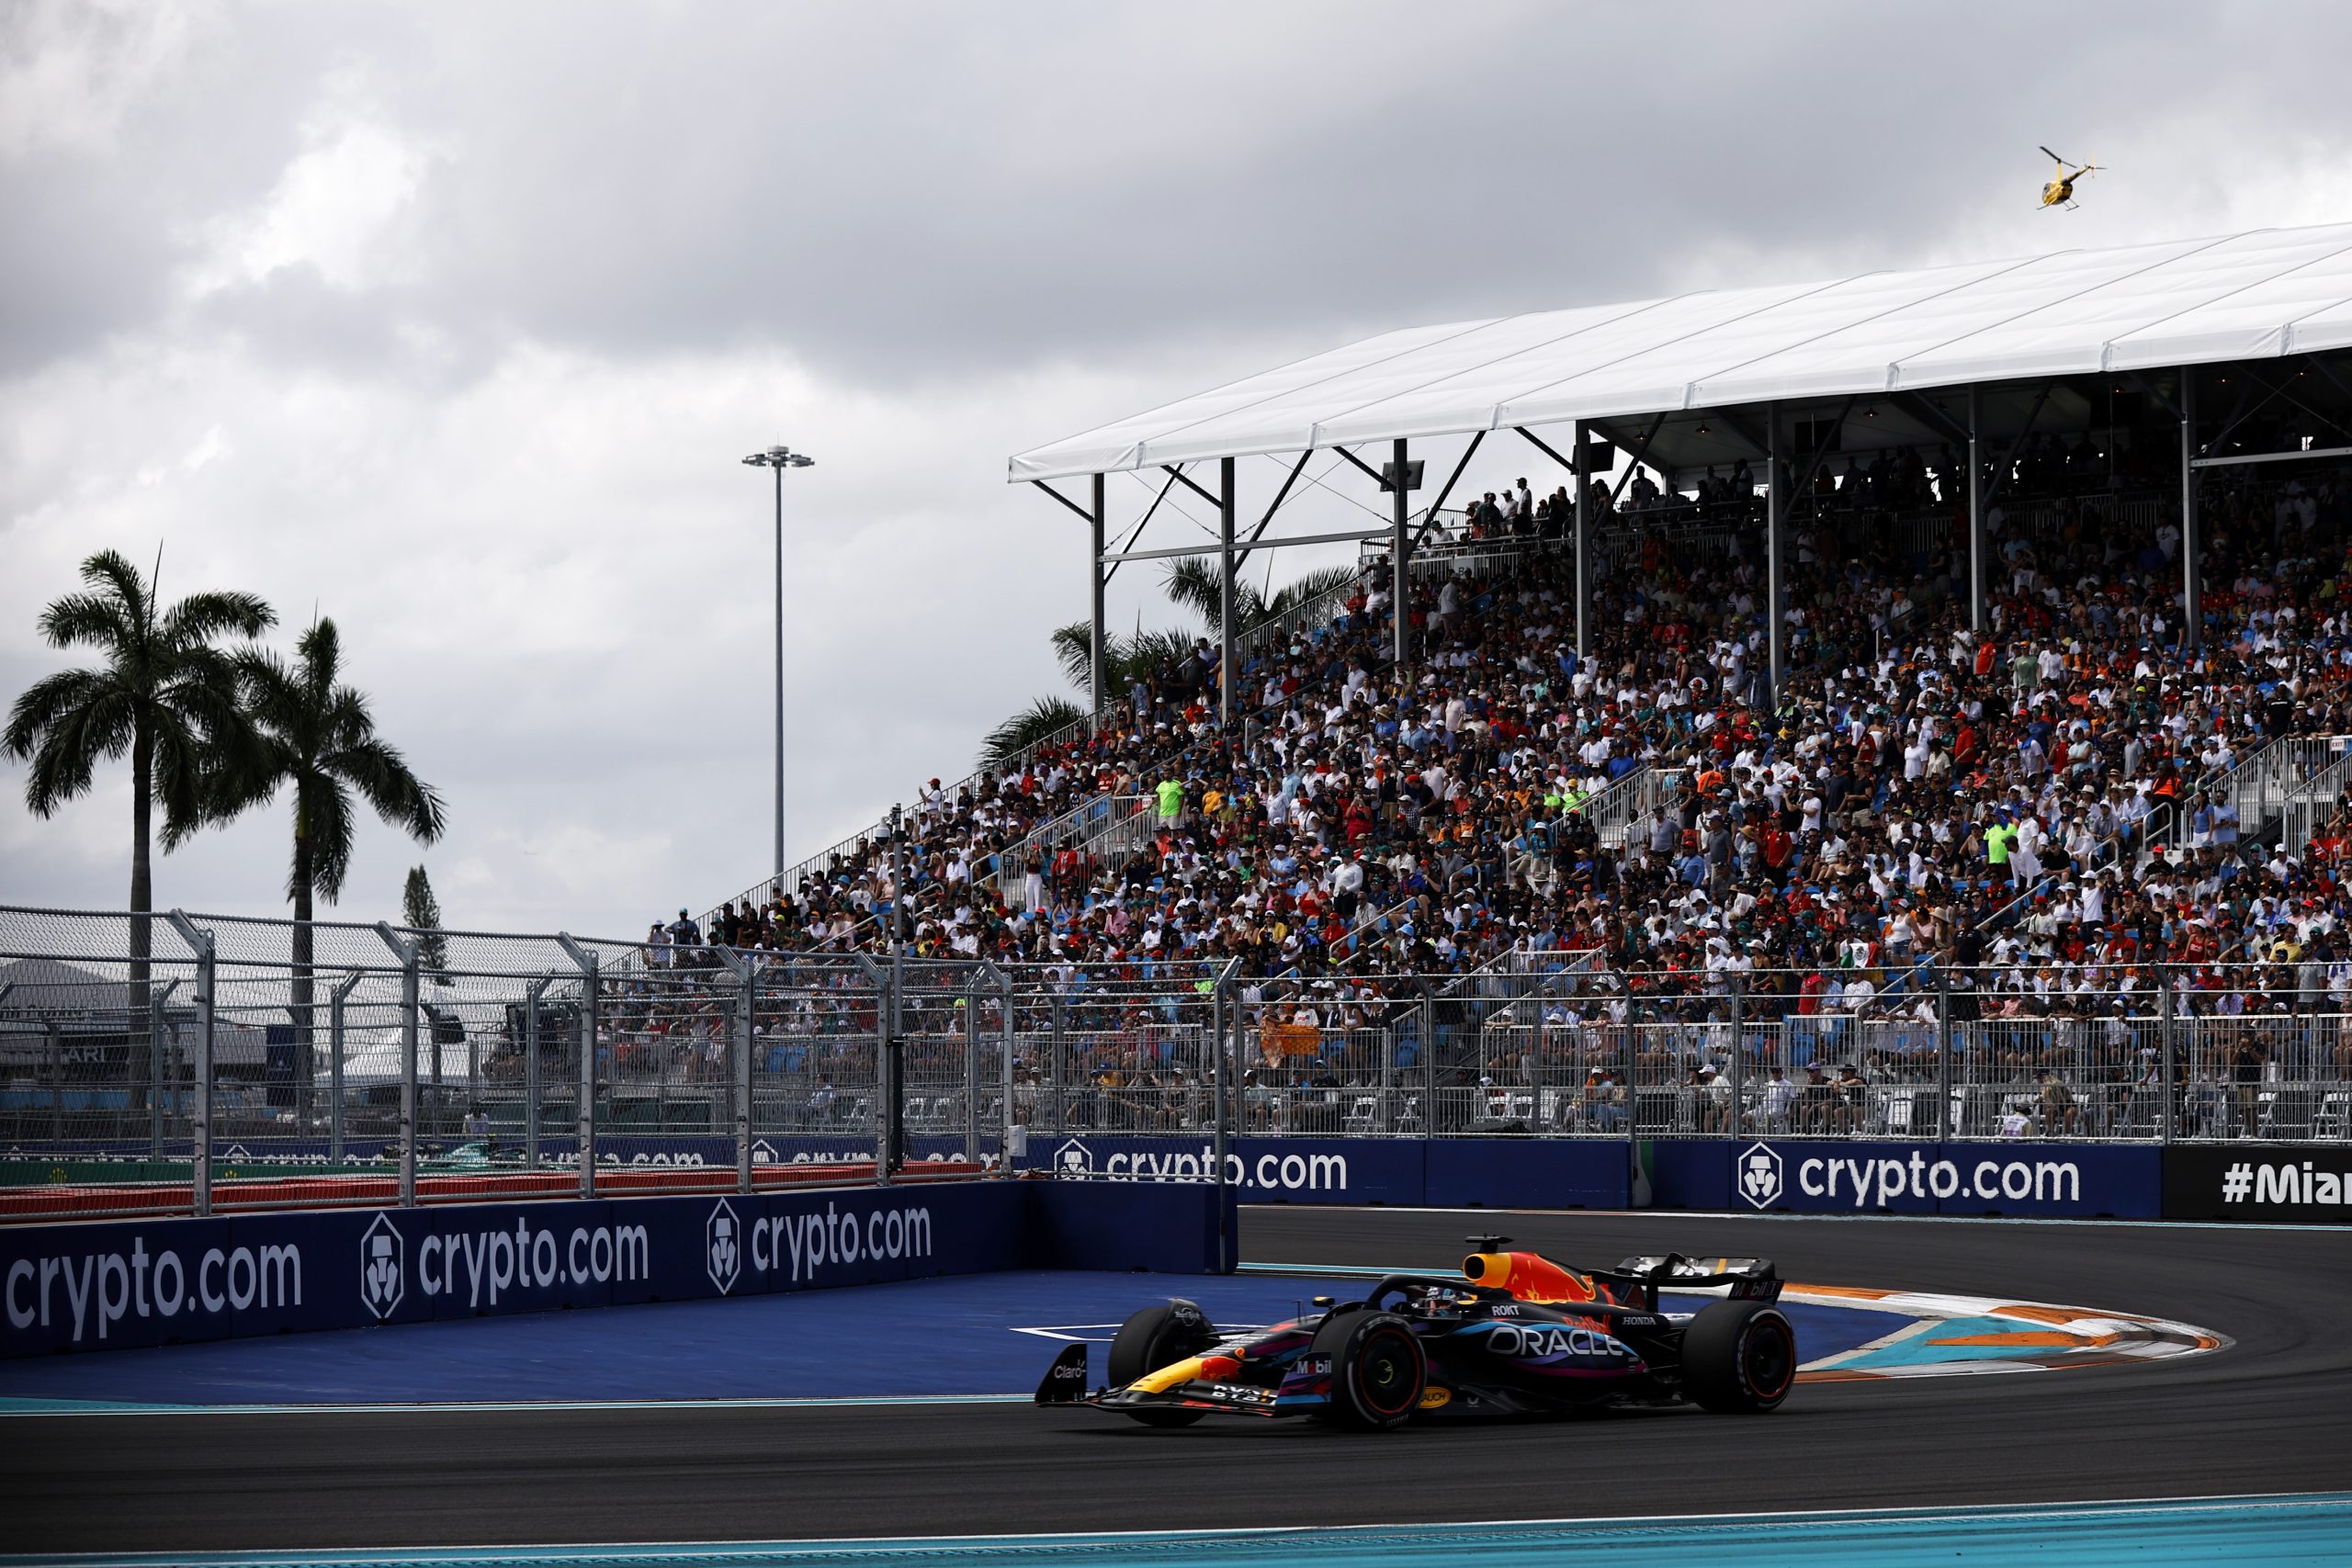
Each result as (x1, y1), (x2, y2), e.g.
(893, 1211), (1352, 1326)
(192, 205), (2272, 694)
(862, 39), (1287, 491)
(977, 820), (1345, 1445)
(10, 908), (2351, 1223)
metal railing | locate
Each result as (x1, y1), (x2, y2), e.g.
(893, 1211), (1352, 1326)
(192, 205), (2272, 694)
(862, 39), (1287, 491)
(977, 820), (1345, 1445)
(18, 905), (2351, 1222)
(995, 793), (1155, 911)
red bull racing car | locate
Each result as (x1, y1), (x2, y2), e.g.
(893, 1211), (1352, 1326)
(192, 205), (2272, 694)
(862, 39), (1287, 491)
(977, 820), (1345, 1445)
(1035, 1237), (1795, 1429)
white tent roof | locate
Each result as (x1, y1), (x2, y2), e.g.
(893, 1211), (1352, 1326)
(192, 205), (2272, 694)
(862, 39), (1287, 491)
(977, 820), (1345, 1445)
(1009, 223), (2352, 483)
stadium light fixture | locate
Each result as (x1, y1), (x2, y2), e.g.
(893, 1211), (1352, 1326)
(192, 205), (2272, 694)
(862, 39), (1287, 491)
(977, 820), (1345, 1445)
(742, 444), (818, 886)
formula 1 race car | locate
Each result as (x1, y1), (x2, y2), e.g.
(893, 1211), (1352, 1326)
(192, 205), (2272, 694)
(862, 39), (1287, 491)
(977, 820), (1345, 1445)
(1035, 1237), (1795, 1429)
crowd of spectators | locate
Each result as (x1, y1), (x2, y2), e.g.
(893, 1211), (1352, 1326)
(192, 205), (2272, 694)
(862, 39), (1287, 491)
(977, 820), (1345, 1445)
(634, 446), (2352, 1138)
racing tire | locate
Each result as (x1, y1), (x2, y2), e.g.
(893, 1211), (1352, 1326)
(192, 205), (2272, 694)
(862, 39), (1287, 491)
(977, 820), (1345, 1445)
(1310, 1308), (1427, 1430)
(1108, 1301), (1216, 1427)
(1681, 1300), (1796, 1414)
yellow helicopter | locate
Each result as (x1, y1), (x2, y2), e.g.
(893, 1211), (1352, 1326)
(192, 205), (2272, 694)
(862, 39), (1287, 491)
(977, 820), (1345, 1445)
(2039, 147), (2101, 209)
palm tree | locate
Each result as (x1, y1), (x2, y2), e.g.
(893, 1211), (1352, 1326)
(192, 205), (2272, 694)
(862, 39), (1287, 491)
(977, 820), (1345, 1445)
(1162, 558), (1360, 637)
(4, 548), (275, 1112)
(979, 695), (1088, 770)
(982, 558), (1360, 772)
(225, 618), (447, 1100)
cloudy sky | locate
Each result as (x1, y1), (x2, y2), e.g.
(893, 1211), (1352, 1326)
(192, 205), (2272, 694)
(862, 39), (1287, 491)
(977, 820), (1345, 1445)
(6, 0), (2351, 943)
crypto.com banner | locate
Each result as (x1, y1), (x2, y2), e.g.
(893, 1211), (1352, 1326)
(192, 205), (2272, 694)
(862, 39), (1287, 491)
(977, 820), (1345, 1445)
(1649, 1140), (2161, 1218)
(0, 1179), (1231, 1359)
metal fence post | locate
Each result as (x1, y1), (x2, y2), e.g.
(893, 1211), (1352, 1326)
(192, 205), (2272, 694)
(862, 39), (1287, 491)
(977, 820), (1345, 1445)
(847, 950), (892, 1185)
(992, 961), (1016, 1174)
(963, 969), (982, 1167)
(330, 971), (362, 1165)
(1214, 960), (1239, 1272)
(714, 948), (756, 1195)
(375, 923), (420, 1207)
(1936, 974), (1954, 1143)
(149, 978), (179, 1157)
(557, 934), (599, 1199)
(739, 956), (757, 1194)
(1622, 973), (1637, 1153)
(2160, 976), (2177, 1145)
(1051, 993), (1069, 1136)
(1420, 992), (1437, 1134)
(1726, 977), (1744, 1138)
(165, 912), (215, 1218)
(523, 976), (554, 1170)
(1210, 964), (1231, 1201)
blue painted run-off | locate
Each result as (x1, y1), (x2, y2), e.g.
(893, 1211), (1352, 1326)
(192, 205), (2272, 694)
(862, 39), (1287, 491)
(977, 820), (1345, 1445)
(0, 1269), (1906, 1409)
(6, 1495), (2347, 1567)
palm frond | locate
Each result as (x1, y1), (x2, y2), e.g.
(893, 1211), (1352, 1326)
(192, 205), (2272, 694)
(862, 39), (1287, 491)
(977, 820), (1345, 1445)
(978, 695), (1089, 770)
(1261, 564), (1362, 622)
(1049, 623), (1098, 694)
(1162, 558), (1226, 633)
(161, 589), (274, 650)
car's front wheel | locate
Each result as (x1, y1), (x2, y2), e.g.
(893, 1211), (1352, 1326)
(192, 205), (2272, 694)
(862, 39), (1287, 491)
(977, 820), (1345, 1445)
(1107, 1301), (1216, 1427)
(1681, 1299), (1796, 1413)
(1310, 1308), (1426, 1430)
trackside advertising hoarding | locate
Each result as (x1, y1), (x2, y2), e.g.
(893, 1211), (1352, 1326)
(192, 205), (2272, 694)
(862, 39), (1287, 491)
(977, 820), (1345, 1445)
(2165, 1144), (2352, 1223)
(1023, 1134), (1629, 1210)
(0, 1179), (1234, 1359)
(1645, 1140), (2161, 1218)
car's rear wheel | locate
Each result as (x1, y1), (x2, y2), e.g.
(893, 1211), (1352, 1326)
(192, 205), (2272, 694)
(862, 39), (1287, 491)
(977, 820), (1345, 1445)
(1681, 1299), (1796, 1413)
(1107, 1301), (1216, 1427)
(1310, 1308), (1426, 1430)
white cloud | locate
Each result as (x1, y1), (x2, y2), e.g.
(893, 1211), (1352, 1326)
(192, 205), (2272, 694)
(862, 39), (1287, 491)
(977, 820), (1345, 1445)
(185, 72), (434, 298)
(0, 0), (212, 161)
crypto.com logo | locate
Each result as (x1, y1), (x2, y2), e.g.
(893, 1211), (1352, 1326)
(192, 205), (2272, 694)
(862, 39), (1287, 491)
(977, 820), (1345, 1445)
(1053, 1138), (1094, 1178)
(359, 1213), (405, 1319)
(707, 1199), (741, 1293)
(1737, 1143), (1785, 1209)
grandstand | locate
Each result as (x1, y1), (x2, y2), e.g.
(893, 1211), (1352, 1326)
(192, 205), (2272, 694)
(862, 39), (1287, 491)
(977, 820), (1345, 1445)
(653, 224), (2352, 1143)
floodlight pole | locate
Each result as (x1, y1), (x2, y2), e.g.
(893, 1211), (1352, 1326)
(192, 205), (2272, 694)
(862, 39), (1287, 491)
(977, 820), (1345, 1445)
(742, 445), (816, 891)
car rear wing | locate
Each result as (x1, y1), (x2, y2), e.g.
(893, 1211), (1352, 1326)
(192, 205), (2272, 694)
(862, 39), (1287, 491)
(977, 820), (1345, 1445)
(1590, 1254), (1782, 1311)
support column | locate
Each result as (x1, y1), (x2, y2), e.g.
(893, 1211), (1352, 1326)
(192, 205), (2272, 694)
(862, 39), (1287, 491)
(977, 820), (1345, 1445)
(1211, 966), (1230, 1264)
(1967, 385), (1986, 634)
(556, 932), (599, 1201)
(1390, 437), (1411, 670)
(521, 976), (549, 1170)
(1573, 421), (1590, 659)
(1219, 455), (1238, 731)
(964, 968), (981, 1166)
(715, 948), (757, 1195)
(332, 972), (361, 1166)
(1090, 472), (1107, 718)
(1766, 405), (1784, 702)
(2180, 368), (2200, 651)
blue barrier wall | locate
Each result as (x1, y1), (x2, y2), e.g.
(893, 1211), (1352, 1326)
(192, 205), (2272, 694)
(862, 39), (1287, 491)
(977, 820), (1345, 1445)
(0, 1179), (1235, 1359)
(1645, 1138), (2161, 1218)
(1020, 1134), (1630, 1210)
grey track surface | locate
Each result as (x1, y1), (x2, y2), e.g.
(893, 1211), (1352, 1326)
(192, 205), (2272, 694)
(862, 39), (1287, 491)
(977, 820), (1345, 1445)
(5, 1208), (2349, 1554)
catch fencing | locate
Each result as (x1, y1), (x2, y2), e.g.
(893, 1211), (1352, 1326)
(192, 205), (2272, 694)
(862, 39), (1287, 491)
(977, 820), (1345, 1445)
(9, 908), (2350, 1223)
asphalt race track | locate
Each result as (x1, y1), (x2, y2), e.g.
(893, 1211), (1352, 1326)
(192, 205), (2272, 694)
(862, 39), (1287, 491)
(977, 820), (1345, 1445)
(5, 1209), (2350, 1554)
